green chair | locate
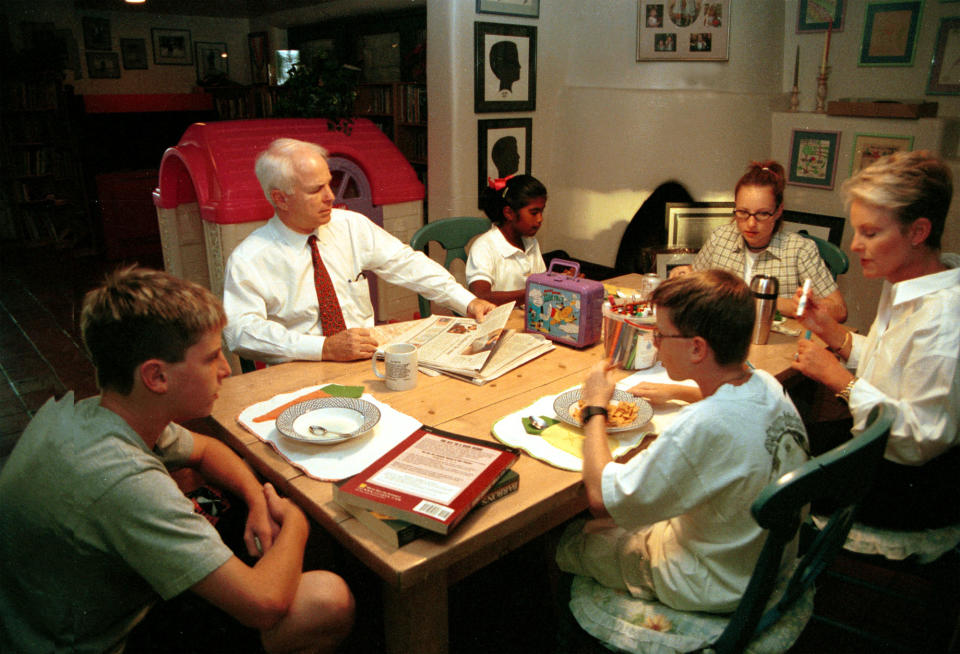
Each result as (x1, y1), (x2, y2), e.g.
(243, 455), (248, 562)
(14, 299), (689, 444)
(409, 216), (490, 318)
(798, 230), (849, 280)
(566, 405), (892, 654)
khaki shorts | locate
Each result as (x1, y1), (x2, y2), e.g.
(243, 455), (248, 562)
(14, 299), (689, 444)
(555, 517), (657, 600)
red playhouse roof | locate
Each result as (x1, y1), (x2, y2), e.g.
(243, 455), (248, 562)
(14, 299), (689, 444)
(153, 118), (424, 225)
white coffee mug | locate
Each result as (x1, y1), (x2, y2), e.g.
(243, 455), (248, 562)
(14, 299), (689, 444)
(372, 343), (418, 391)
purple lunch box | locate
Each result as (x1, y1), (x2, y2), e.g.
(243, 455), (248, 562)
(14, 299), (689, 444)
(524, 259), (604, 348)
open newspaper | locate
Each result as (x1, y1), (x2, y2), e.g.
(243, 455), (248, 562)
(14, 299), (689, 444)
(375, 302), (553, 383)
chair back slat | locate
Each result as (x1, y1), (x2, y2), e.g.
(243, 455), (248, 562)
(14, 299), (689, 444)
(409, 216), (490, 317)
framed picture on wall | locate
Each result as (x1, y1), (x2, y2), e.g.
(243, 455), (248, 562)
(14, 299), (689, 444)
(82, 16), (111, 51)
(475, 22), (536, 113)
(636, 1), (730, 61)
(120, 38), (148, 70)
(655, 250), (697, 279)
(665, 202), (734, 249)
(196, 42), (228, 83)
(248, 31), (270, 85)
(86, 52), (120, 79)
(478, 118), (532, 204)
(477, 0), (539, 17)
(788, 129), (840, 189)
(797, 0), (844, 32)
(152, 28), (192, 65)
(850, 133), (913, 175)
(927, 16), (960, 94)
(859, 0), (922, 66)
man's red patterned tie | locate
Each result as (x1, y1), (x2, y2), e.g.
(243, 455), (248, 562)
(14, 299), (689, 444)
(307, 234), (346, 336)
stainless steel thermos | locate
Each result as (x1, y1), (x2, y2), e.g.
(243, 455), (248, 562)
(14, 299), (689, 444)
(750, 274), (779, 345)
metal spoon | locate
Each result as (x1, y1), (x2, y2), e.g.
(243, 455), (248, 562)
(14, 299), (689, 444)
(309, 424), (349, 439)
(527, 415), (549, 430)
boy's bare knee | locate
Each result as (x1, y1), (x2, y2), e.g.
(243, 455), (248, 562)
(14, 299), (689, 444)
(261, 571), (354, 654)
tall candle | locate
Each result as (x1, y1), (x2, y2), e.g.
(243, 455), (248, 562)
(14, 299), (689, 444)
(793, 45), (799, 87)
(821, 19), (832, 71)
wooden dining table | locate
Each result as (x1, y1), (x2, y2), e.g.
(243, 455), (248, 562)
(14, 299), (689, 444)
(205, 273), (803, 654)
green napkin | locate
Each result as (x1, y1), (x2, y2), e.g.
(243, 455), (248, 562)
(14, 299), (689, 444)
(320, 384), (364, 398)
(522, 415), (559, 435)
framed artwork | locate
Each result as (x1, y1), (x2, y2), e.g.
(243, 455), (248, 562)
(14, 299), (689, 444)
(636, 1), (730, 61)
(797, 0), (845, 32)
(850, 133), (913, 175)
(152, 28), (192, 65)
(655, 249), (697, 279)
(859, 0), (922, 66)
(478, 118), (532, 203)
(120, 38), (148, 70)
(788, 129), (840, 189)
(248, 31), (270, 85)
(86, 51), (120, 79)
(781, 210), (845, 245)
(82, 16), (111, 51)
(665, 202), (735, 249)
(477, 0), (540, 17)
(196, 41), (228, 83)
(275, 50), (301, 84)
(474, 22), (536, 113)
(927, 17), (960, 94)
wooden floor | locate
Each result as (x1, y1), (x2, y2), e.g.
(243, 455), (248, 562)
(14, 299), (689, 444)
(1, 242), (957, 653)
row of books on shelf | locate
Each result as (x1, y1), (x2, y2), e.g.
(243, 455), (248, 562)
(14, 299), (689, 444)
(4, 113), (62, 142)
(399, 84), (426, 124)
(358, 85), (393, 115)
(333, 426), (520, 549)
(6, 147), (71, 178)
(2, 81), (60, 112)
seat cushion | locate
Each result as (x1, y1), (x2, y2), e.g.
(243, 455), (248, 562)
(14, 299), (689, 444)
(812, 516), (960, 564)
(568, 561), (814, 654)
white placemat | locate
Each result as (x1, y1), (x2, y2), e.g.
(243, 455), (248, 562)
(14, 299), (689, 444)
(491, 363), (697, 471)
(238, 385), (422, 481)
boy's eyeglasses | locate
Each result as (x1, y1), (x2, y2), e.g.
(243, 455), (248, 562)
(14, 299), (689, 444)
(652, 329), (690, 347)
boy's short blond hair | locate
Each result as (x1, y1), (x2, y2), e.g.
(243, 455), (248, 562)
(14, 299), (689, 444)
(81, 266), (226, 394)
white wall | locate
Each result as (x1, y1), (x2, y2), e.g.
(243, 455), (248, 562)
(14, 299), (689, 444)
(427, 0), (784, 266)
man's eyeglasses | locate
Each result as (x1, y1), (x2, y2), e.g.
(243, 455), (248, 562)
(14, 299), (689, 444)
(733, 208), (777, 223)
(652, 329), (690, 346)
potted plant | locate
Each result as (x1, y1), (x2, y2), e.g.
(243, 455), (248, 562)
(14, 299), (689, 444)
(274, 53), (361, 132)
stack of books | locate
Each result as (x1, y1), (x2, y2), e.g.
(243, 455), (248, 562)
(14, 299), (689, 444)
(333, 426), (520, 548)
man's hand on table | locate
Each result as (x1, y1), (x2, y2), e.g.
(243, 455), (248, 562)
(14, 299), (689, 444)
(467, 298), (497, 322)
(322, 328), (378, 361)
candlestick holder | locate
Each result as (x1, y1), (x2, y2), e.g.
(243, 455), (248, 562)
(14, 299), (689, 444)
(790, 85), (799, 112)
(815, 66), (830, 113)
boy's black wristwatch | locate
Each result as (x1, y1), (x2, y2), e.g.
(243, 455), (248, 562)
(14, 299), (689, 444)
(581, 405), (608, 422)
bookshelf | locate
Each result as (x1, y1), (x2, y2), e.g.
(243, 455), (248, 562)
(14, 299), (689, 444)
(206, 84), (277, 120)
(0, 76), (93, 248)
(355, 82), (427, 171)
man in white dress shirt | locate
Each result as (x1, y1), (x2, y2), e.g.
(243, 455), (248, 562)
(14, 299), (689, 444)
(223, 138), (495, 364)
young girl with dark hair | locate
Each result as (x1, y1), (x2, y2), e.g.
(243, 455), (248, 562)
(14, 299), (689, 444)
(466, 174), (548, 306)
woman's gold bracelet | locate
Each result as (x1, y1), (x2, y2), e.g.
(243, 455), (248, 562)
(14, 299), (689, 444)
(830, 330), (852, 355)
(836, 377), (857, 404)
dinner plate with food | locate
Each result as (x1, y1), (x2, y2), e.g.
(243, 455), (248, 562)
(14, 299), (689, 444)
(552, 388), (653, 432)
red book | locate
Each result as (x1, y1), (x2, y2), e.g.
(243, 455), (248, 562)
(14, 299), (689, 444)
(332, 426), (520, 535)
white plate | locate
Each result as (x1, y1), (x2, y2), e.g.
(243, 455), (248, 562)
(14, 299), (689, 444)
(552, 388), (653, 433)
(276, 398), (381, 444)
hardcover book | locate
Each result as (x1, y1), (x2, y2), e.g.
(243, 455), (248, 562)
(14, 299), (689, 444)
(332, 426), (520, 535)
(339, 469), (519, 548)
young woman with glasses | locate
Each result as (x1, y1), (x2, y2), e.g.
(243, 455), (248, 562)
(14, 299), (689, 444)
(693, 160), (847, 321)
